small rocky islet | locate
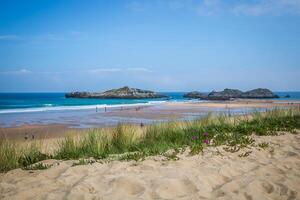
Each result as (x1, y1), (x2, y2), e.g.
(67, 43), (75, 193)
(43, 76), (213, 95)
(65, 86), (167, 99)
(183, 88), (279, 100)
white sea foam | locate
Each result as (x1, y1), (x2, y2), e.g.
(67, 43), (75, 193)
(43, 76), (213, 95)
(0, 101), (167, 114)
(43, 104), (53, 107)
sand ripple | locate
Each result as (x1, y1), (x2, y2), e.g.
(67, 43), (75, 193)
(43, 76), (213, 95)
(1, 133), (300, 200)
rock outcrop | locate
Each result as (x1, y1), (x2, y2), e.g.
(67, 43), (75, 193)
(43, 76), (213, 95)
(65, 86), (167, 99)
(207, 89), (243, 100)
(240, 88), (279, 99)
(183, 91), (208, 99)
(183, 88), (279, 100)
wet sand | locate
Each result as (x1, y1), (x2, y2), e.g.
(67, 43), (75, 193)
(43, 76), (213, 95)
(1, 100), (299, 140)
(0, 124), (76, 140)
(1, 132), (299, 200)
(105, 99), (300, 119)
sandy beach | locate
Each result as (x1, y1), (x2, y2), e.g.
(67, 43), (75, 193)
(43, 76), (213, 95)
(0, 132), (299, 200)
(1, 100), (299, 140)
(1, 100), (299, 199)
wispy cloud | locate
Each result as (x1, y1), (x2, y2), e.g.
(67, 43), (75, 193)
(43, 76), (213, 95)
(126, 1), (146, 12)
(134, 0), (300, 16)
(0, 35), (20, 41)
(0, 67), (153, 75)
(126, 67), (153, 72)
(197, 0), (221, 16)
(69, 30), (83, 36)
(0, 69), (32, 74)
(233, 0), (300, 16)
(87, 68), (122, 73)
(87, 67), (153, 74)
(0, 31), (87, 44)
(30, 31), (86, 43)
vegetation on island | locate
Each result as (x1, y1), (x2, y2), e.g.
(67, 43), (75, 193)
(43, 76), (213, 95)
(184, 88), (279, 100)
(65, 86), (167, 99)
(0, 107), (299, 172)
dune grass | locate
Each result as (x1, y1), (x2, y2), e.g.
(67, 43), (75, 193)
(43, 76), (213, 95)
(0, 108), (299, 172)
(0, 141), (49, 172)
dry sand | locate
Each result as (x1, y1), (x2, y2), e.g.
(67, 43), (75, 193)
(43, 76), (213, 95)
(1, 133), (300, 200)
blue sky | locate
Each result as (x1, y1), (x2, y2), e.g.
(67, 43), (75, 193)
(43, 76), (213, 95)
(0, 0), (299, 92)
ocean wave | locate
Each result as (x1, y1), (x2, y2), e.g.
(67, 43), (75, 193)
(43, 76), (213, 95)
(43, 104), (54, 107)
(0, 101), (167, 114)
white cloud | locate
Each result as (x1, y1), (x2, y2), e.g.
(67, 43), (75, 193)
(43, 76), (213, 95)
(18, 69), (32, 73)
(0, 31), (87, 45)
(232, 0), (300, 16)
(197, 1), (221, 16)
(87, 67), (153, 74)
(126, 67), (153, 72)
(0, 68), (153, 75)
(159, 0), (300, 16)
(69, 30), (82, 36)
(126, 1), (146, 12)
(0, 35), (20, 40)
(0, 69), (32, 74)
(87, 68), (122, 73)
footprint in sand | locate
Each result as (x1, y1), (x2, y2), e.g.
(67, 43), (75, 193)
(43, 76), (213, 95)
(153, 178), (198, 199)
(109, 177), (145, 196)
(261, 181), (274, 194)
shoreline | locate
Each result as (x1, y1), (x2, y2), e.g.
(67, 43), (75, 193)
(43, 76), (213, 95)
(0, 98), (299, 114)
(0, 99), (299, 140)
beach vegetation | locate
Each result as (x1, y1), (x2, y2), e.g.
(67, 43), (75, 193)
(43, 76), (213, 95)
(22, 162), (51, 170)
(0, 108), (299, 172)
(258, 142), (269, 149)
(72, 158), (96, 166)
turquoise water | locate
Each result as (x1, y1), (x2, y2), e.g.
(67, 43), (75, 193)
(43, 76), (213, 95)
(0, 92), (180, 113)
(0, 92), (299, 113)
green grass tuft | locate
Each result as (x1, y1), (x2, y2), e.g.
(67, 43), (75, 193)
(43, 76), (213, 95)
(22, 162), (51, 170)
(72, 158), (96, 166)
(1, 108), (299, 172)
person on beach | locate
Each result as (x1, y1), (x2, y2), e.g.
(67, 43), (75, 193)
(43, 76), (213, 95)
(96, 107), (98, 112)
(24, 133), (28, 140)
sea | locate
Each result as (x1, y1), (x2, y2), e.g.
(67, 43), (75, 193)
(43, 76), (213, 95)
(0, 92), (299, 128)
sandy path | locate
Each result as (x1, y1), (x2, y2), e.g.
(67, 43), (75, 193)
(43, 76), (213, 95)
(1, 133), (300, 200)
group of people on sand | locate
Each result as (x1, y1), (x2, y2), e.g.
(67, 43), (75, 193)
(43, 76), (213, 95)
(95, 106), (143, 112)
(96, 106), (107, 112)
(95, 105), (145, 127)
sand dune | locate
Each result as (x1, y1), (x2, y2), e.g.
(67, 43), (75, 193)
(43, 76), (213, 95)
(1, 133), (300, 200)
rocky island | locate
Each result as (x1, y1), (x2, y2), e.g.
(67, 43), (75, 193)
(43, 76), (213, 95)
(65, 86), (167, 99)
(184, 88), (279, 100)
(183, 91), (208, 99)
